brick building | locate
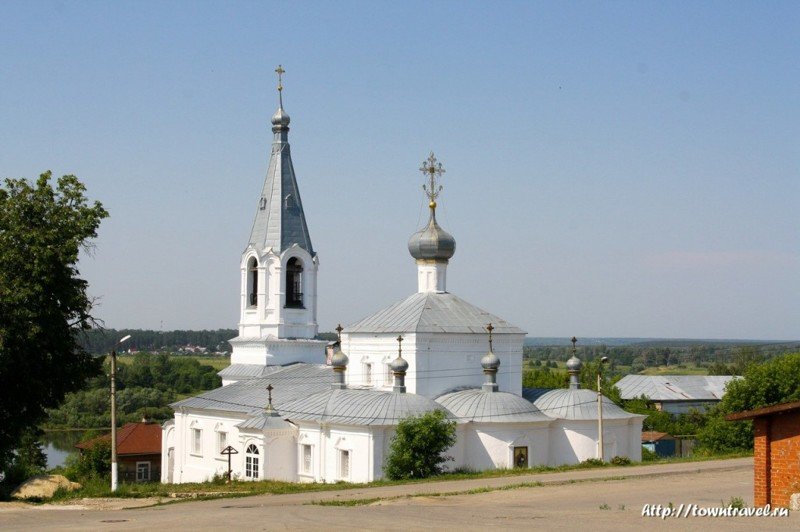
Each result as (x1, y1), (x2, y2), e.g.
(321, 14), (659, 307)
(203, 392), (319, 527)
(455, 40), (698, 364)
(727, 401), (800, 508)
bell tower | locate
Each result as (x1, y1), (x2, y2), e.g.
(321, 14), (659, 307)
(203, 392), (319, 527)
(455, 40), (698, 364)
(228, 66), (326, 373)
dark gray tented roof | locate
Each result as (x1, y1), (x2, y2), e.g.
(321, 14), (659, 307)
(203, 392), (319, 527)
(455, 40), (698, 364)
(280, 389), (447, 426)
(346, 292), (525, 334)
(172, 363), (332, 413)
(247, 115), (313, 255)
(436, 389), (551, 423)
(532, 389), (644, 421)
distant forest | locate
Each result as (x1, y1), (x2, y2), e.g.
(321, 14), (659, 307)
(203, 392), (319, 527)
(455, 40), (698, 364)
(77, 328), (339, 355)
(523, 341), (800, 375)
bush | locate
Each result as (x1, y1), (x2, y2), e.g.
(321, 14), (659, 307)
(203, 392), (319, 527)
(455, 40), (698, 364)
(579, 458), (606, 468)
(384, 410), (456, 480)
(610, 456), (631, 466)
(641, 447), (659, 461)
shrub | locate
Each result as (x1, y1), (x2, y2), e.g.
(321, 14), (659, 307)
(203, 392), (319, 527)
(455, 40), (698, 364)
(641, 447), (659, 461)
(610, 456), (631, 466)
(579, 458), (606, 468)
(384, 410), (456, 480)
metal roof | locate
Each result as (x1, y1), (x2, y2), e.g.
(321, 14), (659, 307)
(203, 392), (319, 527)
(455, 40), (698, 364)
(280, 389), (447, 426)
(247, 106), (314, 255)
(532, 389), (643, 420)
(217, 363), (285, 380)
(172, 363), (332, 413)
(436, 389), (551, 423)
(346, 292), (525, 335)
(236, 412), (295, 431)
(615, 375), (738, 402)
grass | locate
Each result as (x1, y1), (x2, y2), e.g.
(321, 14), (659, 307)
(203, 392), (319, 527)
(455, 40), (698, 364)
(41, 451), (752, 504)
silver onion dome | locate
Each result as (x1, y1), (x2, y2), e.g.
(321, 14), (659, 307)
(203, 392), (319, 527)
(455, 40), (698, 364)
(408, 212), (456, 261)
(390, 356), (409, 373)
(331, 345), (348, 369)
(481, 350), (500, 371)
(271, 107), (290, 128)
(566, 355), (582, 372)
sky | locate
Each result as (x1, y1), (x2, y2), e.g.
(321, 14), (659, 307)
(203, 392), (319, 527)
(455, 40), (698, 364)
(1, 1), (798, 340)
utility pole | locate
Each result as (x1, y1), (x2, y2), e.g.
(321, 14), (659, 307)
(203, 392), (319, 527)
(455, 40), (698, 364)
(597, 356), (609, 461)
(111, 335), (131, 492)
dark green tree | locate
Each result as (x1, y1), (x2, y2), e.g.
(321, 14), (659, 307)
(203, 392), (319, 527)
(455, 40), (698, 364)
(0, 172), (108, 470)
(384, 410), (456, 480)
(697, 353), (800, 453)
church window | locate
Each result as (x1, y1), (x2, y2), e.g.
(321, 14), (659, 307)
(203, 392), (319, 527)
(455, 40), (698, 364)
(247, 257), (258, 307)
(339, 449), (350, 480)
(364, 363), (373, 385)
(192, 428), (202, 455)
(285, 258), (304, 308)
(217, 431), (227, 453)
(301, 444), (312, 474)
(245, 444), (260, 479)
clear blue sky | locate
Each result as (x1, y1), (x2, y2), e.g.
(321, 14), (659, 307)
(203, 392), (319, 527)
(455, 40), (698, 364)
(2, 1), (798, 340)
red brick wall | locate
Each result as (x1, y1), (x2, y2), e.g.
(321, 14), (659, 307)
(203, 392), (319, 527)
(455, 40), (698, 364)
(753, 411), (800, 507)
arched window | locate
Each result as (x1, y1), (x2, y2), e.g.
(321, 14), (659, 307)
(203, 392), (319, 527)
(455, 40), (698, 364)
(247, 258), (258, 307)
(285, 257), (304, 308)
(245, 444), (259, 479)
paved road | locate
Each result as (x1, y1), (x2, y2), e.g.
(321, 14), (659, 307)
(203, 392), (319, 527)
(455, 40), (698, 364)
(2, 458), (797, 530)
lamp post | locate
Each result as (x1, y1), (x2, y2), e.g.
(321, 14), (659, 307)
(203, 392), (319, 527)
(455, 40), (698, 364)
(111, 334), (131, 492)
(597, 356), (609, 461)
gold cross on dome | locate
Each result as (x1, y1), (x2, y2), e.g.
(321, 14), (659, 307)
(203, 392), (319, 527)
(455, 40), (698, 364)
(396, 335), (404, 357)
(335, 323), (343, 341)
(420, 152), (445, 207)
(266, 384), (274, 408)
(275, 65), (285, 92)
(486, 323), (494, 350)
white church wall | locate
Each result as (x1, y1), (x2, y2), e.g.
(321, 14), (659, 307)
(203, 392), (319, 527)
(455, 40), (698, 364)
(342, 332), (524, 398)
(263, 432), (297, 481)
(229, 338), (327, 368)
(463, 424), (550, 470)
(545, 418), (644, 466)
(295, 423), (376, 483)
(171, 409), (248, 483)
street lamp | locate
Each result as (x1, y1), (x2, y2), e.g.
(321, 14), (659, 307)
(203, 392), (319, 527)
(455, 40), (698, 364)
(597, 356), (609, 461)
(111, 334), (131, 492)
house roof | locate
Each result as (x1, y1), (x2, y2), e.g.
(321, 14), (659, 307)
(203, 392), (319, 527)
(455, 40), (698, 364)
(75, 422), (161, 455)
(725, 400), (800, 421)
(346, 292), (525, 335)
(641, 431), (674, 442)
(615, 375), (738, 402)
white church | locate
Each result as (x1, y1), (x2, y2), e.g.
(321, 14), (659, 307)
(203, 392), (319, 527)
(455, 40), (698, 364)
(161, 71), (644, 484)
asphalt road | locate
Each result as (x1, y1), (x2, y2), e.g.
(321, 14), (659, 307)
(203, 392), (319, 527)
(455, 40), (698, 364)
(2, 458), (797, 531)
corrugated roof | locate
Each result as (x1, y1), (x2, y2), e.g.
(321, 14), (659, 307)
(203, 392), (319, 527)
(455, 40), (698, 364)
(436, 389), (551, 423)
(173, 363), (332, 413)
(641, 431), (673, 442)
(615, 375), (738, 401)
(247, 119), (313, 255)
(532, 389), (643, 421)
(346, 292), (525, 334)
(75, 422), (161, 455)
(281, 389), (447, 426)
(218, 364), (284, 380)
(236, 412), (295, 431)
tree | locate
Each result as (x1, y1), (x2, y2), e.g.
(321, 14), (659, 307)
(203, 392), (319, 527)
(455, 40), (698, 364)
(0, 172), (108, 471)
(384, 410), (456, 480)
(697, 353), (800, 453)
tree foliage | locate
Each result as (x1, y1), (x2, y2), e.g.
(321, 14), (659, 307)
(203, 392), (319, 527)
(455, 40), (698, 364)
(697, 353), (800, 453)
(0, 172), (107, 469)
(384, 410), (456, 480)
(45, 353), (220, 428)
